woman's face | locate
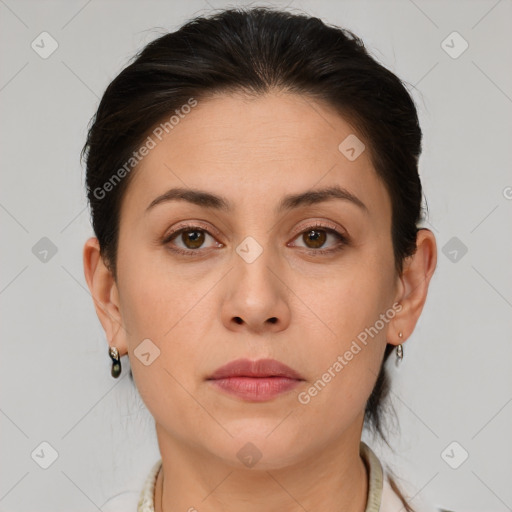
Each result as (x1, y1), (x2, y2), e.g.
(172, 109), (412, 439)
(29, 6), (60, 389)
(89, 91), (417, 468)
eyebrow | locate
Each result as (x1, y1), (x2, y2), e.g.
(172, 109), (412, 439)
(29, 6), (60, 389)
(145, 185), (369, 215)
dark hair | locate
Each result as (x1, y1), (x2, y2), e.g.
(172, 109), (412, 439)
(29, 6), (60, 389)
(82, 7), (426, 510)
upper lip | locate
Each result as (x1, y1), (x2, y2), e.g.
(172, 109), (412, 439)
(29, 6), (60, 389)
(207, 358), (305, 380)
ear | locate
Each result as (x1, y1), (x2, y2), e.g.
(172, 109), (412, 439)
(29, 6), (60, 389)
(83, 237), (128, 356)
(391, 228), (437, 345)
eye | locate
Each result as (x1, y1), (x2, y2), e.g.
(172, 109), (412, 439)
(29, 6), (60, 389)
(163, 224), (222, 255)
(162, 221), (348, 257)
(289, 223), (348, 254)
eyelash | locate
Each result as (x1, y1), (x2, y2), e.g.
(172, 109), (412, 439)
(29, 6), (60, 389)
(162, 221), (349, 257)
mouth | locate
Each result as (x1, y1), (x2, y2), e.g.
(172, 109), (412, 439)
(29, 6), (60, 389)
(206, 358), (305, 402)
(207, 357), (305, 381)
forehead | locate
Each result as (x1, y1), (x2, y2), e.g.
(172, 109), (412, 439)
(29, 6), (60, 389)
(121, 91), (391, 222)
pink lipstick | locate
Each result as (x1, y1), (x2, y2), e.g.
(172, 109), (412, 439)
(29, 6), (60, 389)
(207, 358), (304, 402)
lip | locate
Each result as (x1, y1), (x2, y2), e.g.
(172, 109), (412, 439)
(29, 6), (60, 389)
(207, 358), (304, 380)
(207, 358), (305, 402)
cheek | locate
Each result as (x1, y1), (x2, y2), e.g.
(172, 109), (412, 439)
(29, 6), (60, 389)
(295, 310), (385, 433)
(292, 341), (381, 449)
(120, 266), (211, 425)
(289, 262), (391, 408)
(116, 273), (208, 418)
(117, 248), (195, 338)
(294, 259), (391, 342)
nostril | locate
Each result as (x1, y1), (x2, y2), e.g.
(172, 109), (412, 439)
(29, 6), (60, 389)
(234, 317), (243, 324)
(268, 317), (277, 324)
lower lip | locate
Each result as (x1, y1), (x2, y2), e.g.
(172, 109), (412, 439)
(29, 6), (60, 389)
(208, 377), (301, 402)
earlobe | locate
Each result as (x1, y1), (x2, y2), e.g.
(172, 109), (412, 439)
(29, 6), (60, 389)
(82, 237), (128, 356)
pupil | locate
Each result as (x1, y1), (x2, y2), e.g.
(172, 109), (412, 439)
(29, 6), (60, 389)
(305, 229), (326, 248)
(184, 230), (204, 248)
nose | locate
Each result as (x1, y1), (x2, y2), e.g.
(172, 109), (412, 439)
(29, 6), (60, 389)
(221, 247), (291, 335)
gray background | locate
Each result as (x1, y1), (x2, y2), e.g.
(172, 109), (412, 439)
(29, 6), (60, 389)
(1, 0), (511, 510)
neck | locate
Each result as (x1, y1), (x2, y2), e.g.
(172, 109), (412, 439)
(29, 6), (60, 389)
(153, 418), (369, 512)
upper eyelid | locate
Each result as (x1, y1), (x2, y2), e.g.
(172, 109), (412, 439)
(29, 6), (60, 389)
(163, 224), (348, 259)
(290, 220), (347, 241)
(164, 221), (220, 240)
(288, 224), (347, 247)
(165, 221), (347, 246)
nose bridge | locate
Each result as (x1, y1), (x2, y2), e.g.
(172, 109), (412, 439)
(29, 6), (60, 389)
(233, 234), (279, 305)
(222, 233), (290, 333)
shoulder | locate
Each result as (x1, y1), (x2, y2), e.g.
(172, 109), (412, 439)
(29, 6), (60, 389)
(101, 489), (142, 511)
(137, 458), (161, 512)
(360, 440), (451, 512)
(99, 459), (161, 512)
(381, 473), (443, 512)
(382, 470), (458, 512)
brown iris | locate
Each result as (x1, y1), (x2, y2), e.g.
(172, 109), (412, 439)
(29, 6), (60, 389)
(303, 229), (327, 249)
(181, 230), (205, 249)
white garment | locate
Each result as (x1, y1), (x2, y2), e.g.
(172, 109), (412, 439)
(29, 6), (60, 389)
(360, 442), (441, 512)
(130, 441), (443, 512)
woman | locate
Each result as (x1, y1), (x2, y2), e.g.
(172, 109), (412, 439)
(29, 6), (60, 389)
(82, 6), (443, 511)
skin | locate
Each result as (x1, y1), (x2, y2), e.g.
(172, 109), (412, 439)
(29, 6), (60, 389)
(83, 90), (437, 512)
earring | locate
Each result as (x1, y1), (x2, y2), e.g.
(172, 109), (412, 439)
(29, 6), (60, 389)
(395, 332), (404, 365)
(108, 346), (121, 378)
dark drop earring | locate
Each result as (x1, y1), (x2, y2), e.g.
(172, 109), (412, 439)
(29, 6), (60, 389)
(395, 332), (404, 366)
(108, 346), (121, 378)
